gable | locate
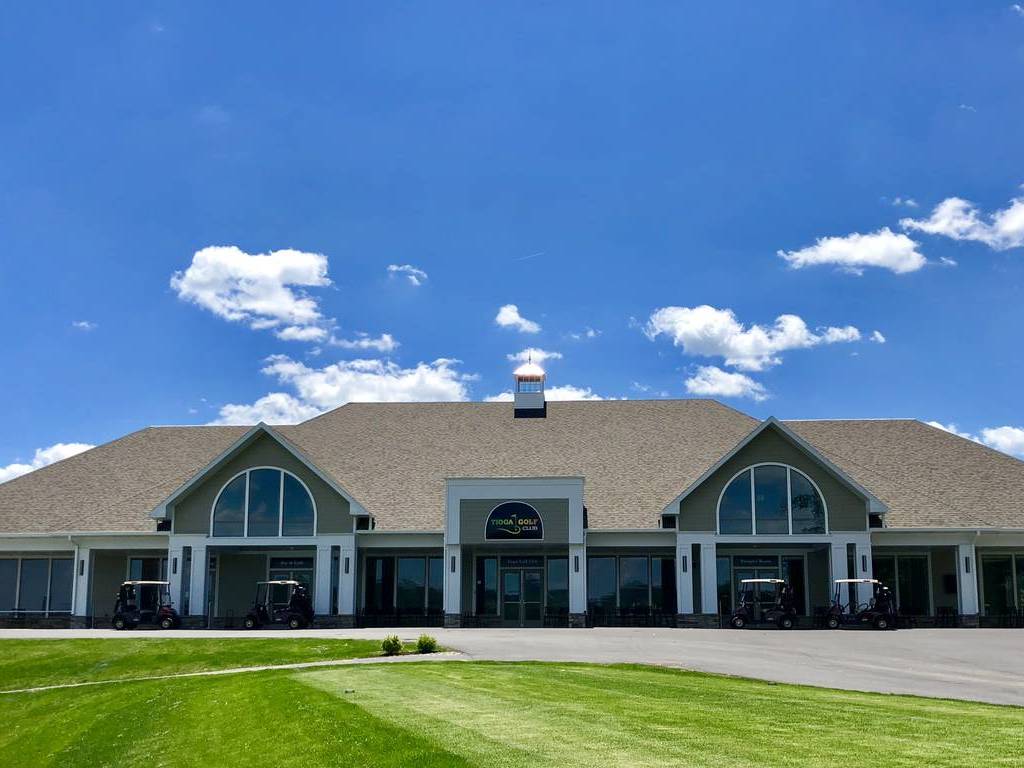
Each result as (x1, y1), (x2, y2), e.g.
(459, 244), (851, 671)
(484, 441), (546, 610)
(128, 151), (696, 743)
(678, 424), (870, 533)
(171, 432), (352, 535)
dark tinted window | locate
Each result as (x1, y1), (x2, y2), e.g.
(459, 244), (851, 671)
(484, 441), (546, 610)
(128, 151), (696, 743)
(247, 469), (281, 537)
(546, 558), (569, 610)
(754, 465), (789, 534)
(282, 473), (315, 536)
(475, 557), (497, 615)
(48, 559), (73, 612)
(397, 557), (426, 613)
(791, 470), (826, 533)
(18, 559), (49, 612)
(212, 474), (246, 536)
(719, 470), (752, 534)
(618, 557), (650, 611)
(0, 560), (16, 612)
(587, 557), (616, 612)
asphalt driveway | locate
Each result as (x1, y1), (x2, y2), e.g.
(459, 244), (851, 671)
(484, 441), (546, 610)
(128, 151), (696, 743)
(2, 627), (1021, 706)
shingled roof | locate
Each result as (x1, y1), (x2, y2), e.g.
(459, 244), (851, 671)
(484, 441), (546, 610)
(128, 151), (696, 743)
(1, 401), (1022, 534)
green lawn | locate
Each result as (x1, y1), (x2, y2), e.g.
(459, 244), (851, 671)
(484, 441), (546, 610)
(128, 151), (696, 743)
(0, 638), (393, 691)
(0, 645), (1020, 767)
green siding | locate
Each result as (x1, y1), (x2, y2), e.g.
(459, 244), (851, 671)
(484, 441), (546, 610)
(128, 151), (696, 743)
(459, 498), (569, 545)
(215, 553), (266, 618)
(678, 426), (868, 533)
(172, 433), (351, 536)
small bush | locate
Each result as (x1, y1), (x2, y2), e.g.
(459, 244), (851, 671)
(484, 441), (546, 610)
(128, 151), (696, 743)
(380, 634), (403, 656)
(416, 634), (438, 654)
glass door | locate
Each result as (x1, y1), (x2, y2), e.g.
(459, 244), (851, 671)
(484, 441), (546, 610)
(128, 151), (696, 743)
(502, 570), (522, 625)
(522, 569), (543, 626)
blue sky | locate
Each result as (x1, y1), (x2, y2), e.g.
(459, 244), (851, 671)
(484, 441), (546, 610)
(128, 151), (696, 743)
(2, 3), (1024, 478)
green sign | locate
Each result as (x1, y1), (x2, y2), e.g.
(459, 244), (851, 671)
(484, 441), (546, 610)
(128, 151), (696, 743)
(485, 501), (543, 541)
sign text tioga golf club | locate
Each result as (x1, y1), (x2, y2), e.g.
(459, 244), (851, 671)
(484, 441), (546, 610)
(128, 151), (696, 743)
(484, 501), (543, 540)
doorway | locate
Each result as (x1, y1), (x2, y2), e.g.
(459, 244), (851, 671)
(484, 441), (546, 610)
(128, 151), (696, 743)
(501, 568), (543, 627)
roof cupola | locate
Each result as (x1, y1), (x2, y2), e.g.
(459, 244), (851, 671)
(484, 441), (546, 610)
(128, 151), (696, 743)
(513, 359), (546, 418)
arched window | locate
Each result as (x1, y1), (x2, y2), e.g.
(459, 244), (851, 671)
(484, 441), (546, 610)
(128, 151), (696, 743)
(717, 464), (827, 535)
(211, 468), (316, 537)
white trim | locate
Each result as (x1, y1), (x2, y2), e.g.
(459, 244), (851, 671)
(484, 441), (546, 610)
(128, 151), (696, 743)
(662, 417), (887, 516)
(715, 463), (830, 536)
(151, 422), (370, 520)
(209, 466), (318, 539)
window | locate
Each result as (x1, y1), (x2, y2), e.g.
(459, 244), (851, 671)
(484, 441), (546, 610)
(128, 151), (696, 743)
(546, 558), (569, 611)
(717, 464), (828, 535)
(587, 557), (617, 613)
(211, 468), (316, 537)
(0, 560), (16, 612)
(427, 557), (444, 615)
(618, 557), (650, 611)
(475, 557), (498, 615)
(397, 557), (426, 613)
(364, 557), (395, 614)
(18, 559), (49, 613)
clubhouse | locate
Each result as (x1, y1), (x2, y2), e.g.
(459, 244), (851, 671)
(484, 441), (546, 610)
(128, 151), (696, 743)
(1, 364), (1023, 630)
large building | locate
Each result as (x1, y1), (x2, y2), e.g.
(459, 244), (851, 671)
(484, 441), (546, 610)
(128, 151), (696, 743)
(2, 365), (1023, 629)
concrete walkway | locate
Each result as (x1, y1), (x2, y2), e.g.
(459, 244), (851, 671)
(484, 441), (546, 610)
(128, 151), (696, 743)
(2, 627), (1021, 706)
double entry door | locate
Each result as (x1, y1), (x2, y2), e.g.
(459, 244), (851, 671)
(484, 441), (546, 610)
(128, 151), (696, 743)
(501, 568), (543, 627)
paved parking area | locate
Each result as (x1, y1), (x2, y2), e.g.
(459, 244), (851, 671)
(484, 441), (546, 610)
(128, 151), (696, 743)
(2, 627), (1021, 706)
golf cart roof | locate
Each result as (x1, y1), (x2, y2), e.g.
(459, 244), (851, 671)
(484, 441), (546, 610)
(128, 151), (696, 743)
(258, 580), (301, 586)
(739, 578), (786, 584)
(834, 578), (882, 584)
(121, 580), (170, 586)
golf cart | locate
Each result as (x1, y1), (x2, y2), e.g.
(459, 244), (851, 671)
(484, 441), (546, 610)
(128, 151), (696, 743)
(112, 580), (180, 630)
(825, 578), (897, 630)
(730, 578), (799, 629)
(243, 580), (314, 629)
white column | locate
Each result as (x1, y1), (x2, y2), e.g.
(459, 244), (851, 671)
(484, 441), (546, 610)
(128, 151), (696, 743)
(855, 539), (873, 605)
(569, 543), (587, 614)
(339, 535), (356, 616)
(188, 543), (208, 617)
(699, 541), (717, 614)
(676, 536), (694, 614)
(314, 543), (332, 615)
(167, 544), (184, 612)
(957, 543), (979, 615)
(72, 546), (91, 617)
(443, 544), (461, 615)
(830, 541), (850, 607)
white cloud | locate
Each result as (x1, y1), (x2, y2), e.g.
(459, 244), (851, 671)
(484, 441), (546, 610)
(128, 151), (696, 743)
(566, 327), (600, 341)
(870, 330), (886, 344)
(387, 264), (428, 286)
(330, 333), (399, 352)
(485, 384), (605, 402)
(901, 196), (1024, 251)
(979, 426), (1024, 458)
(0, 442), (95, 484)
(71, 320), (97, 331)
(506, 348), (562, 364)
(958, 103), (977, 113)
(211, 356), (475, 424)
(1014, 3), (1024, 16)
(887, 196), (919, 209)
(495, 304), (541, 334)
(171, 246), (332, 341)
(644, 305), (863, 371)
(210, 393), (322, 426)
(778, 228), (927, 275)
(927, 421), (1024, 459)
(684, 366), (768, 402)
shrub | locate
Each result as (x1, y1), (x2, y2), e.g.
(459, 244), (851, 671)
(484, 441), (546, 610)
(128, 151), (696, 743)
(416, 634), (438, 654)
(380, 634), (403, 656)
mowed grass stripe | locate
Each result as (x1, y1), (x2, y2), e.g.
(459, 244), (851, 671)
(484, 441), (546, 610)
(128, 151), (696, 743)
(298, 662), (1024, 768)
(0, 671), (472, 768)
(0, 638), (389, 691)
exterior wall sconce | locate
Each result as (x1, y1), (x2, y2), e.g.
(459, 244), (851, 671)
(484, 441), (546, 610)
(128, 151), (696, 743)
(344, 557), (350, 575)
(680, 555), (688, 573)
(573, 555), (579, 573)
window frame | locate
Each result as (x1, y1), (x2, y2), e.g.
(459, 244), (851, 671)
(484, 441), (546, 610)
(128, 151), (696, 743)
(209, 466), (318, 538)
(715, 462), (829, 536)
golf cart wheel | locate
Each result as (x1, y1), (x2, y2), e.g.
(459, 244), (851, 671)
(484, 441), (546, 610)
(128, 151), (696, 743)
(243, 616), (258, 630)
(159, 616), (174, 630)
(288, 616), (304, 630)
(113, 617), (127, 631)
(778, 616), (795, 630)
(826, 616), (841, 630)
(874, 616), (890, 630)
(730, 615), (746, 629)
